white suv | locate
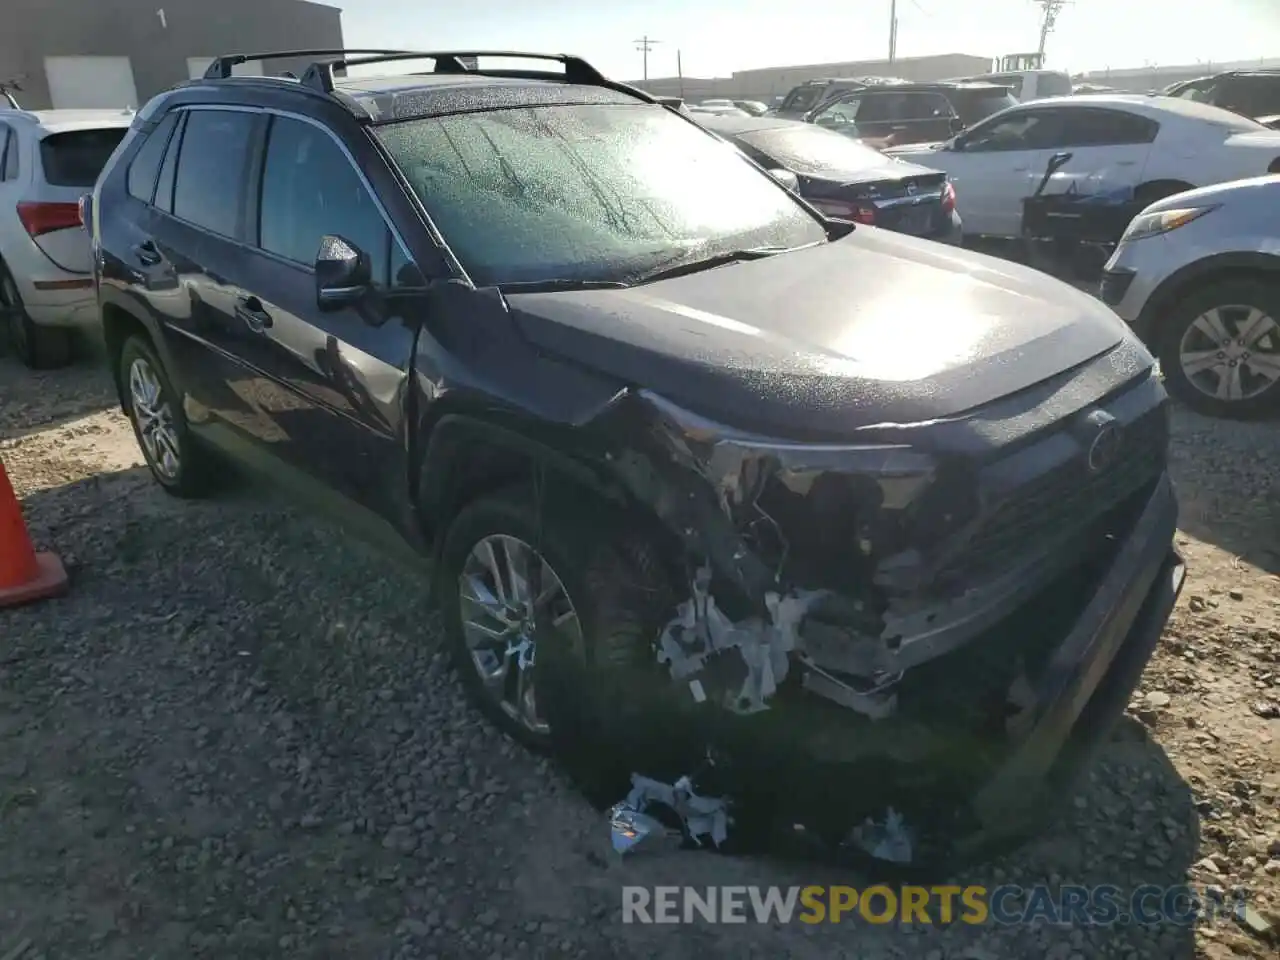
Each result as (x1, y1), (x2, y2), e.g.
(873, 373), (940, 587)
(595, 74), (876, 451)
(0, 108), (132, 368)
(1102, 174), (1280, 419)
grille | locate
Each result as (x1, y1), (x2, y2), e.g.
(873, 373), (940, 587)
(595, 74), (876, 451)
(935, 407), (1168, 585)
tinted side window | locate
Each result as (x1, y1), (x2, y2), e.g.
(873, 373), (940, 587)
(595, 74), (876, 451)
(258, 115), (393, 285)
(782, 84), (826, 112)
(813, 97), (862, 127)
(1221, 76), (1280, 117)
(172, 109), (255, 238)
(1064, 109), (1158, 146)
(127, 113), (179, 203)
(854, 93), (894, 122)
(154, 113), (184, 214)
(0, 125), (15, 181)
(897, 93), (954, 119)
(963, 109), (1065, 152)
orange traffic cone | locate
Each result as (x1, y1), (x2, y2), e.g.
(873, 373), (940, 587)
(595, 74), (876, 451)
(0, 457), (68, 608)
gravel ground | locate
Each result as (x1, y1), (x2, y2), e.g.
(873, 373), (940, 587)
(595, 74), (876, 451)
(1, 346), (1278, 960)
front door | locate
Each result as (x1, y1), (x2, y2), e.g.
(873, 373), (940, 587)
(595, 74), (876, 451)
(228, 112), (420, 526)
(1046, 107), (1157, 200)
(943, 107), (1068, 237)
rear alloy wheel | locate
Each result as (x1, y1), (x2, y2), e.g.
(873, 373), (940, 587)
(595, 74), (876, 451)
(119, 335), (215, 497)
(0, 263), (72, 369)
(1158, 279), (1280, 419)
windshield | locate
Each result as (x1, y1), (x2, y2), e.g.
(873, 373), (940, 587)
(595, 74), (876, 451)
(39, 127), (128, 187)
(376, 103), (825, 287)
(735, 125), (891, 177)
(780, 84), (827, 112)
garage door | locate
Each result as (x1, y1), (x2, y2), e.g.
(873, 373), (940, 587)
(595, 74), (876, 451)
(187, 58), (265, 80)
(44, 56), (139, 109)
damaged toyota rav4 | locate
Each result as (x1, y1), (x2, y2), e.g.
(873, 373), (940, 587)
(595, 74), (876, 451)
(89, 50), (1185, 867)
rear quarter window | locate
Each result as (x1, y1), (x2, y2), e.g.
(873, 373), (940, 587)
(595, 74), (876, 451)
(39, 127), (128, 187)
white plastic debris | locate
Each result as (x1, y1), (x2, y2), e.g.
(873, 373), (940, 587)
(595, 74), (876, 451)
(611, 772), (732, 853)
(848, 806), (914, 864)
(657, 565), (827, 713)
(609, 802), (668, 855)
(506, 635), (535, 670)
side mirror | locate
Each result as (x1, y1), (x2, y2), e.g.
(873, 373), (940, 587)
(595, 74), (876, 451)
(768, 168), (800, 193)
(315, 235), (372, 311)
(949, 117), (965, 134)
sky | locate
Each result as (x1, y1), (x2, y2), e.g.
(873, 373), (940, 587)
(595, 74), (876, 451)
(335, 0), (1280, 81)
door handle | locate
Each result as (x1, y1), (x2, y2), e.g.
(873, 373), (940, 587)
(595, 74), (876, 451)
(235, 295), (273, 332)
(133, 240), (161, 266)
(1115, 160), (1137, 166)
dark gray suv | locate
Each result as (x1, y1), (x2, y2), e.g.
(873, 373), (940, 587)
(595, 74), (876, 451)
(86, 48), (1184, 866)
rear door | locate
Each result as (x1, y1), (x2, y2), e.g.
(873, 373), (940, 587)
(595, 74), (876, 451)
(1049, 107), (1157, 197)
(228, 112), (419, 521)
(148, 106), (274, 443)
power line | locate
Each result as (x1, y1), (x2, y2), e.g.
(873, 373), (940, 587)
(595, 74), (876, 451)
(633, 36), (661, 82)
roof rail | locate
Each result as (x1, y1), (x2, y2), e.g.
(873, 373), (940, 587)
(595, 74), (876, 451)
(202, 50), (417, 80)
(297, 50), (611, 95)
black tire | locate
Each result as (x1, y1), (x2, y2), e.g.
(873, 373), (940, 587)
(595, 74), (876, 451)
(0, 261), (72, 370)
(437, 485), (682, 766)
(118, 335), (217, 497)
(1157, 278), (1280, 419)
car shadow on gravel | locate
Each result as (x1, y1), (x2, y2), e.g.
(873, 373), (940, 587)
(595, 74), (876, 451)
(0, 464), (1215, 958)
(0, 348), (119, 442)
(1167, 407), (1280, 578)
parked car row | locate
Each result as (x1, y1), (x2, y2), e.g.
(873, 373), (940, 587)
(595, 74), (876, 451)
(74, 50), (1187, 866)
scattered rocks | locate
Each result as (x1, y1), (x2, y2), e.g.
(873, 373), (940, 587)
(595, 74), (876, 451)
(2, 347), (1279, 958)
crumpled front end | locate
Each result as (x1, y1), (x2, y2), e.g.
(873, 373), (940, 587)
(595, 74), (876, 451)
(584, 353), (1181, 860)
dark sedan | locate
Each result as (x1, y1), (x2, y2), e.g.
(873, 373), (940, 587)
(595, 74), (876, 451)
(700, 115), (961, 243)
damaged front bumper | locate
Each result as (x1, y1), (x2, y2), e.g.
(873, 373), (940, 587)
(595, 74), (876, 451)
(588, 374), (1181, 857)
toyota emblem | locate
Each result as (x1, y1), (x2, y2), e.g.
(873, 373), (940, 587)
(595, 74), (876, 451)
(1087, 422), (1122, 473)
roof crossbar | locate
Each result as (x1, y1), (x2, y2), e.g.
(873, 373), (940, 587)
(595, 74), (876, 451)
(297, 50), (612, 95)
(202, 50), (417, 80)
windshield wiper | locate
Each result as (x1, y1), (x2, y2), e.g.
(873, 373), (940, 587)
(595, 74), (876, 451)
(633, 244), (814, 284)
(494, 279), (631, 293)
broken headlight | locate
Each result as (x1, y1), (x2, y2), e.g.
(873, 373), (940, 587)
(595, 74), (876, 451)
(643, 392), (938, 591)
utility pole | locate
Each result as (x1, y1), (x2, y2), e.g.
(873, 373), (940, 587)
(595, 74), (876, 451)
(634, 36), (661, 82)
(1034, 0), (1068, 63)
(888, 0), (898, 62)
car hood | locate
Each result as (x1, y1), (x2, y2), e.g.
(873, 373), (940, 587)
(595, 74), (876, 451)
(1140, 173), (1280, 213)
(503, 230), (1132, 438)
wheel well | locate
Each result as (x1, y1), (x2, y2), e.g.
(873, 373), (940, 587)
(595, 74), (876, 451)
(415, 417), (680, 568)
(1142, 263), (1280, 346)
(100, 303), (149, 407)
(1134, 180), (1196, 205)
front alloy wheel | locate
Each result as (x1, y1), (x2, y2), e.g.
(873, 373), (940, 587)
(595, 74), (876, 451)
(457, 533), (583, 737)
(1160, 279), (1280, 419)
(1177, 305), (1280, 405)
